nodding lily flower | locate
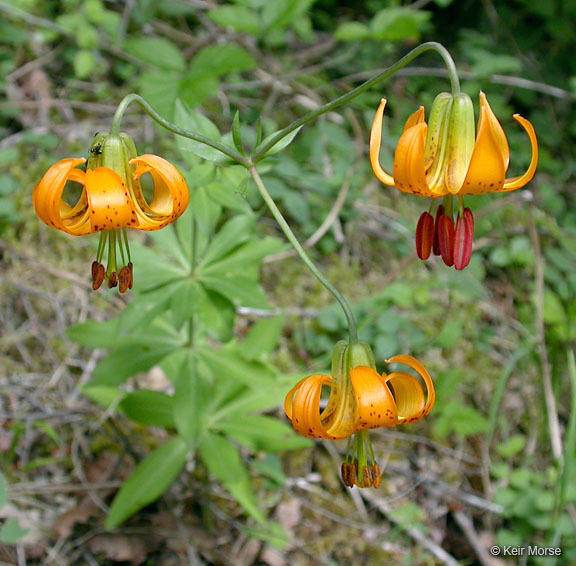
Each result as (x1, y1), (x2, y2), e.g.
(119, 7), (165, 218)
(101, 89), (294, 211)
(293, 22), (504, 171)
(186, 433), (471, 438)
(284, 341), (435, 488)
(33, 132), (189, 292)
(370, 92), (538, 270)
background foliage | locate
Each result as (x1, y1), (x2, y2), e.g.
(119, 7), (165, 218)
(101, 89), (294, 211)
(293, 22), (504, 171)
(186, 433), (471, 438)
(1, 0), (576, 564)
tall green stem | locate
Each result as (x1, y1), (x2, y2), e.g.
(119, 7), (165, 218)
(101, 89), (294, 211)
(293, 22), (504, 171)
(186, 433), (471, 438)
(249, 166), (358, 344)
(251, 41), (460, 162)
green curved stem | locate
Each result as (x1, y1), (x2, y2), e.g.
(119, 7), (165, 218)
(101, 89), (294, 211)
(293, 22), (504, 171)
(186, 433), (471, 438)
(109, 43), (459, 168)
(251, 41), (460, 162)
(109, 94), (249, 166)
(249, 166), (358, 344)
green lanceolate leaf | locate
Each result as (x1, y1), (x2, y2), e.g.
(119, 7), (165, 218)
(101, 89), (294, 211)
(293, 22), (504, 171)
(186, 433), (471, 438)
(195, 346), (276, 389)
(232, 110), (245, 155)
(90, 342), (183, 388)
(200, 237), (285, 276)
(198, 432), (265, 524)
(188, 187), (222, 257)
(256, 126), (303, 158)
(208, 6), (261, 36)
(105, 437), (189, 530)
(188, 44), (256, 78)
(124, 37), (186, 72)
(174, 99), (227, 162)
(241, 316), (285, 361)
(196, 287), (236, 342)
(120, 390), (176, 429)
(127, 241), (189, 291)
(209, 379), (299, 423)
(81, 386), (125, 409)
(216, 415), (312, 452)
(198, 214), (255, 268)
(173, 352), (211, 443)
(147, 224), (191, 271)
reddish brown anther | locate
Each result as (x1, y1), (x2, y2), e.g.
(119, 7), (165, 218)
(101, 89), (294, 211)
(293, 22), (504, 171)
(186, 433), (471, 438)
(437, 215), (455, 267)
(127, 262), (133, 290)
(415, 211), (434, 260)
(341, 463), (353, 487)
(371, 463), (381, 489)
(91, 261), (105, 290)
(454, 208), (474, 270)
(359, 466), (368, 487)
(433, 205), (444, 256)
(108, 271), (118, 288)
(118, 264), (132, 293)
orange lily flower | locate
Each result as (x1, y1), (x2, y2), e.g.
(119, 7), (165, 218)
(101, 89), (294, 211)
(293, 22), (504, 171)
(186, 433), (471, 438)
(33, 132), (189, 291)
(369, 92), (538, 269)
(284, 341), (435, 488)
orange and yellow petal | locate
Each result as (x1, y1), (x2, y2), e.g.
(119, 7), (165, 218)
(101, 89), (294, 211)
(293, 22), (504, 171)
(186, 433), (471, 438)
(385, 355), (435, 423)
(393, 122), (439, 197)
(33, 158), (93, 236)
(458, 98), (507, 195)
(85, 168), (139, 232)
(478, 92), (510, 169)
(369, 99), (395, 186)
(284, 374), (339, 440)
(384, 372), (426, 424)
(403, 106), (426, 133)
(129, 154), (189, 231)
(501, 114), (538, 191)
(349, 366), (398, 429)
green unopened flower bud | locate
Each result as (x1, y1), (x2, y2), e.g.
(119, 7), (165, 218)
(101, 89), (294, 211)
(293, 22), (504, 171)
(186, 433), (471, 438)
(424, 92), (475, 195)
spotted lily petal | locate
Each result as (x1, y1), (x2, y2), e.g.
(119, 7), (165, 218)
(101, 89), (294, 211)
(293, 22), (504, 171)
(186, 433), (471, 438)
(129, 154), (189, 231)
(349, 366), (398, 429)
(385, 355), (435, 423)
(384, 373), (425, 423)
(459, 96), (507, 195)
(479, 92), (510, 168)
(84, 168), (139, 232)
(32, 158), (92, 236)
(393, 121), (439, 197)
(284, 374), (338, 440)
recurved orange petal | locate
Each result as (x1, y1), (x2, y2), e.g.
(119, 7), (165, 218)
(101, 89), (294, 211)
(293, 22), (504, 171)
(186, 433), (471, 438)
(501, 115), (538, 191)
(129, 154), (189, 231)
(385, 373), (425, 424)
(459, 98), (507, 195)
(478, 92), (510, 169)
(85, 168), (139, 232)
(33, 158), (92, 236)
(349, 366), (398, 430)
(393, 122), (438, 198)
(385, 355), (435, 423)
(403, 106), (426, 133)
(284, 375), (338, 440)
(369, 99), (395, 186)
